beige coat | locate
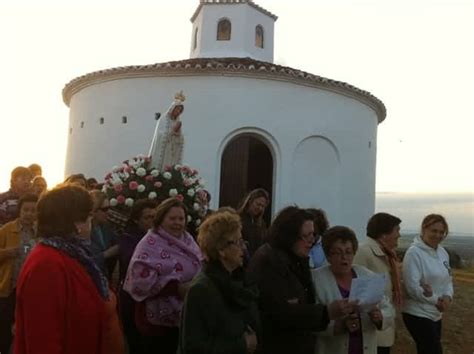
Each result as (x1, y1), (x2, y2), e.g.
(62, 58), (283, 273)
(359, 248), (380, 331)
(312, 264), (393, 354)
(354, 237), (396, 347)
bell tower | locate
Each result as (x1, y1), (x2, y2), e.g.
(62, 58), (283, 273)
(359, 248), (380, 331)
(190, 0), (277, 63)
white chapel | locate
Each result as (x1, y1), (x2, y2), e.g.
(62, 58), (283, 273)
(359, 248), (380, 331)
(62, 0), (386, 237)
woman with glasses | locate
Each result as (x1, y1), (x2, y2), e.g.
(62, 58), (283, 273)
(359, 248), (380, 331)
(247, 206), (356, 354)
(89, 190), (119, 280)
(124, 198), (202, 354)
(313, 226), (393, 354)
(179, 210), (259, 354)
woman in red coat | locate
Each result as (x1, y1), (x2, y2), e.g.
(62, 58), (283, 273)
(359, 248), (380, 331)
(13, 185), (124, 354)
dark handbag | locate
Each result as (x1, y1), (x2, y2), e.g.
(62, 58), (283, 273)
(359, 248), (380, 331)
(134, 301), (166, 336)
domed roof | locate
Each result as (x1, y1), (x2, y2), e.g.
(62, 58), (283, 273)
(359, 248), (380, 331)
(62, 57), (386, 122)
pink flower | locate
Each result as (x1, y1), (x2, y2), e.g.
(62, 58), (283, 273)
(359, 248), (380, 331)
(192, 169), (198, 176)
(105, 172), (112, 179)
(183, 179), (193, 187)
(175, 263), (183, 272)
(154, 181), (162, 188)
(140, 268), (150, 278)
(124, 166), (132, 173)
(114, 184), (123, 192)
(145, 156), (151, 162)
(129, 181), (138, 190)
(145, 175), (154, 182)
(117, 195), (125, 204)
(176, 194), (184, 202)
(164, 165), (172, 172)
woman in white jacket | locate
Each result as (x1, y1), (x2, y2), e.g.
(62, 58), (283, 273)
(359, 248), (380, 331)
(402, 214), (453, 354)
(313, 226), (393, 354)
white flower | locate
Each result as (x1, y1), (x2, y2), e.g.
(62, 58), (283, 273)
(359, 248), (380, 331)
(112, 165), (120, 173)
(187, 189), (195, 197)
(109, 198), (118, 207)
(195, 219), (201, 226)
(148, 192), (157, 200)
(163, 172), (172, 180)
(169, 189), (178, 197)
(137, 184), (146, 193)
(198, 178), (206, 187)
(125, 198), (134, 207)
(174, 164), (182, 171)
(193, 203), (201, 211)
(136, 167), (146, 177)
(150, 169), (159, 177)
(187, 215), (192, 223)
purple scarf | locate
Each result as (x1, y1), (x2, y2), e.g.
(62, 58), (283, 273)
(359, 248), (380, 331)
(123, 227), (202, 327)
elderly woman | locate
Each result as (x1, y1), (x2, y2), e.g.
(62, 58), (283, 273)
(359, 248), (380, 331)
(13, 185), (124, 354)
(354, 213), (402, 354)
(124, 198), (203, 354)
(237, 188), (269, 257)
(402, 214), (453, 354)
(313, 226), (393, 354)
(89, 190), (119, 280)
(179, 210), (259, 354)
(0, 194), (37, 354)
(247, 206), (356, 354)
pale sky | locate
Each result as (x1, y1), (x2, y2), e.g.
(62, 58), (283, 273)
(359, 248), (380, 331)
(1, 0), (473, 193)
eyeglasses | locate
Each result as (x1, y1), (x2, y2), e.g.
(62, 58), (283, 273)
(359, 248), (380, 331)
(329, 250), (354, 258)
(227, 239), (247, 248)
(300, 232), (316, 243)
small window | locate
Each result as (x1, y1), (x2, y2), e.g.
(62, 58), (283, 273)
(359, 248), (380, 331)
(155, 112), (161, 121)
(80, 121), (84, 128)
(99, 117), (104, 125)
(255, 25), (264, 48)
(193, 28), (198, 50)
(217, 19), (231, 41)
(368, 141), (372, 148)
(122, 116), (127, 124)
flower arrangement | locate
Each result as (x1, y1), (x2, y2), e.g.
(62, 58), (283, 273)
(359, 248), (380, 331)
(103, 155), (207, 228)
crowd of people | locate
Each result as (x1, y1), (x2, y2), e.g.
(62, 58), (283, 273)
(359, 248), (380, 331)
(0, 164), (454, 354)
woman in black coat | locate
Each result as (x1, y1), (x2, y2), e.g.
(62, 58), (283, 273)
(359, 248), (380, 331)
(179, 210), (259, 354)
(247, 206), (357, 354)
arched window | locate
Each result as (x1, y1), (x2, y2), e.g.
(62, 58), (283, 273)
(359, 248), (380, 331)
(217, 19), (231, 41)
(193, 28), (198, 50)
(122, 116), (127, 124)
(99, 117), (104, 125)
(255, 25), (264, 48)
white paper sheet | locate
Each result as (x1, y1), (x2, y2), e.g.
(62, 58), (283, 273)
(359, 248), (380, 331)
(349, 273), (387, 312)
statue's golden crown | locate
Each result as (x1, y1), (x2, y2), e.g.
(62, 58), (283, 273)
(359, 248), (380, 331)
(174, 91), (186, 102)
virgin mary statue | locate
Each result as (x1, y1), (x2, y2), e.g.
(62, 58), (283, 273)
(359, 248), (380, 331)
(149, 91), (185, 171)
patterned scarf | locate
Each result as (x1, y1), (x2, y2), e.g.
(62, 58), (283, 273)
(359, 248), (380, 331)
(379, 240), (403, 308)
(40, 236), (109, 300)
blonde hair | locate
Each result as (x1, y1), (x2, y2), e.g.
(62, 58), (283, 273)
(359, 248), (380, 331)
(197, 211), (241, 261)
(421, 214), (449, 236)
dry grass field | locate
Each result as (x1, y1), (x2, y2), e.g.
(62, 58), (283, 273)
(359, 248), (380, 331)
(393, 268), (474, 354)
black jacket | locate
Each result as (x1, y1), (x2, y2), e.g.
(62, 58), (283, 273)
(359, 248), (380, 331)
(247, 243), (329, 354)
(179, 261), (259, 354)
